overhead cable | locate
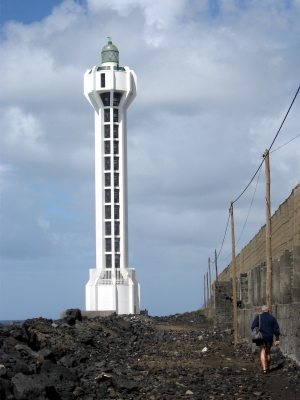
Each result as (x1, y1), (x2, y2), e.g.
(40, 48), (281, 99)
(210, 211), (231, 264)
(214, 211), (230, 261)
(219, 165), (262, 260)
(211, 86), (299, 266)
(235, 163), (262, 247)
(268, 86), (300, 152)
(270, 133), (300, 154)
(232, 86), (300, 205)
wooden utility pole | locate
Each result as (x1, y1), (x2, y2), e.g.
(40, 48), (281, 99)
(204, 274), (206, 311)
(264, 149), (272, 311)
(208, 257), (212, 315)
(206, 272), (209, 316)
(230, 202), (238, 344)
(215, 249), (218, 281)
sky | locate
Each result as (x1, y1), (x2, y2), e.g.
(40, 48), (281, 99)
(0, 0), (299, 320)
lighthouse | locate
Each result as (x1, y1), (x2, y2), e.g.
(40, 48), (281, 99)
(84, 39), (140, 314)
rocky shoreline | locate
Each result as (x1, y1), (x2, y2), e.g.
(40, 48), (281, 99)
(0, 309), (299, 399)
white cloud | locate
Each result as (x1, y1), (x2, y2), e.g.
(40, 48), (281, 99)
(3, 107), (45, 147)
(38, 216), (50, 230)
(0, 0), (300, 318)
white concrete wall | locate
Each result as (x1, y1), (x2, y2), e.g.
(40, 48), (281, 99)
(117, 285), (131, 314)
(85, 267), (140, 314)
(97, 285), (116, 311)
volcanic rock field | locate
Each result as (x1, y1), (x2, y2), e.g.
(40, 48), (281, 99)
(0, 309), (299, 399)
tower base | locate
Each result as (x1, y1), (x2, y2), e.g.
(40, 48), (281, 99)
(86, 268), (140, 314)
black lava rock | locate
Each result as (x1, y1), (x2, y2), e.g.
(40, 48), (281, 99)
(0, 311), (299, 399)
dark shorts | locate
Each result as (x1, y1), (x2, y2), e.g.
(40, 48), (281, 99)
(256, 339), (273, 347)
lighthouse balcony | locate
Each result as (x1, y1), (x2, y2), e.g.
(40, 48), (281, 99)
(96, 66), (126, 72)
(98, 269), (128, 285)
(89, 268), (126, 284)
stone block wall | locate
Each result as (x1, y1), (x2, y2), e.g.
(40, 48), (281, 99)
(292, 246), (300, 302)
(212, 184), (300, 364)
(239, 273), (248, 306)
(275, 303), (300, 364)
(245, 247), (299, 307)
(214, 248), (300, 364)
(214, 281), (233, 330)
(218, 245), (300, 310)
(218, 184), (300, 282)
(237, 304), (300, 365)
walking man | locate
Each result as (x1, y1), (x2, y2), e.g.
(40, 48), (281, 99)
(251, 305), (280, 374)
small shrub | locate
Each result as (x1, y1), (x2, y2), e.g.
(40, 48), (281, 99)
(192, 309), (205, 315)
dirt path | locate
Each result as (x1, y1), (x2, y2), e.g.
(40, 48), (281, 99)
(133, 319), (300, 399)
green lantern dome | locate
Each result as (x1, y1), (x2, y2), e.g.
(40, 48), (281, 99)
(101, 39), (119, 64)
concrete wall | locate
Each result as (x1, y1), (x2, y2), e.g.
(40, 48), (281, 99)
(213, 247), (300, 364)
(231, 246), (300, 308)
(237, 303), (300, 365)
(212, 184), (300, 364)
(214, 281), (233, 330)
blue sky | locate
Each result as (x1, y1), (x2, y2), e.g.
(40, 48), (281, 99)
(0, 1), (74, 26)
(0, 0), (299, 320)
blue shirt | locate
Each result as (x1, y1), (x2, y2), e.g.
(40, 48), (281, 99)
(251, 312), (280, 341)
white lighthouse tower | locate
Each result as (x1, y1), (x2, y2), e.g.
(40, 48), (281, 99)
(84, 39), (140, 314)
